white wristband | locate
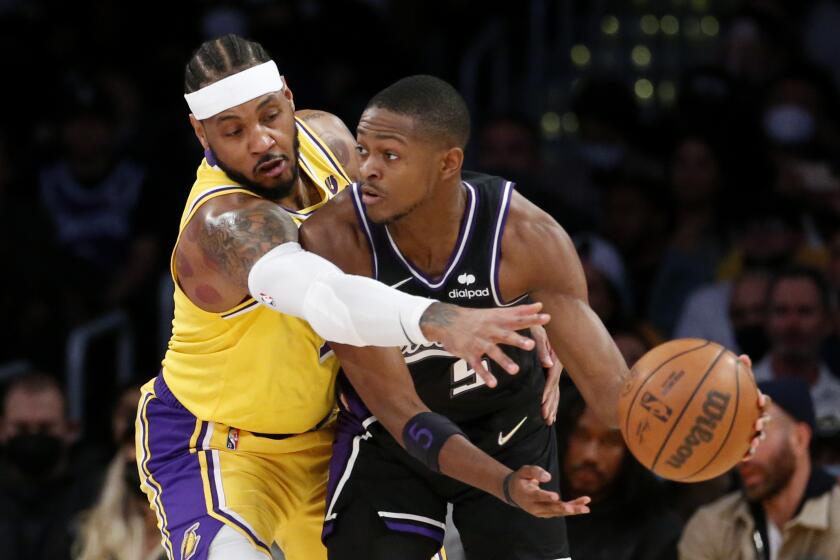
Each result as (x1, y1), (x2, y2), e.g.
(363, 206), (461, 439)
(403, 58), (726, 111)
(248, 243), (434, 347)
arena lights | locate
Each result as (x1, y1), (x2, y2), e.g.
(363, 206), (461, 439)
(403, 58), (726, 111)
(541, 112), (561, 138)
(601, 15), (620, 36)
(640, 14), (659, 35)
(570, 44), (591, 67)
(661, 15), (679, 36)
(561, 112), (579, 134)
(634, 78), (654, 100)
(631, 45), (652, 67)
(701, 16), (719, 36)
(691, 0), (709, 12)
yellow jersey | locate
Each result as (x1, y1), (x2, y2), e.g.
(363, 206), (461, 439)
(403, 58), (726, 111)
(162, 117), (352, 434)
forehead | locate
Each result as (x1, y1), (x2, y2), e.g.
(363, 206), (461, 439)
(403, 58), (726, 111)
(4, 388), (65, 421)
(575, 406), (614, 434)
(771, 277), (820, 304)
(357, 107), (418, 140)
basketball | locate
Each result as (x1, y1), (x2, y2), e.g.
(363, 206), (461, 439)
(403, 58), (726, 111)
(618, 338), (760, 482)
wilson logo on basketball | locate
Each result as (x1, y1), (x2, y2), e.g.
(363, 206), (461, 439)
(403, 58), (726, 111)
(665, 390), (731, 469)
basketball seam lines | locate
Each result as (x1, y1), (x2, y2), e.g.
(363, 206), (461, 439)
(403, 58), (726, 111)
(623, 340), (711, 441)
(650, 347), (726, 471)
(681, 359), (741, 481)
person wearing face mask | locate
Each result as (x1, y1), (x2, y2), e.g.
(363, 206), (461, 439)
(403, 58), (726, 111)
(0, 372), (103, 560)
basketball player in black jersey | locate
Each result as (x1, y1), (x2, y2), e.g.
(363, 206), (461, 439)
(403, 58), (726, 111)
(297, 75), (622, 560)
(301, 76), (763, 560)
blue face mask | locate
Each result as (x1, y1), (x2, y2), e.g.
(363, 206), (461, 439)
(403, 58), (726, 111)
(579, 142), (625, 170)
(763, 104), (816, 145)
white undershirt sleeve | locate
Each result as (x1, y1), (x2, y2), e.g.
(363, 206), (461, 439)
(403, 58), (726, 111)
(247, 242), (434, 347)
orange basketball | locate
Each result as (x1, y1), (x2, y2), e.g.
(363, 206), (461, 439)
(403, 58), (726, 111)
(617, 338), (760, 482)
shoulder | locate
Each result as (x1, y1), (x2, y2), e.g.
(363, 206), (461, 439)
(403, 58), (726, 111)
(688, 490), (745, 524)
(296, 109), (349, 133)
(501, 190), (583, 291)
(296, 109), (360, 181)
(300, 188), (372, 275)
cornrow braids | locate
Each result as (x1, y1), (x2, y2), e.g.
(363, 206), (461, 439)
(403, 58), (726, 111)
(184, 34), (271, 93)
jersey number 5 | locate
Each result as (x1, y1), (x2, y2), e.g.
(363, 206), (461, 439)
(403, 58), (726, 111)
(450, 359), (488, 398)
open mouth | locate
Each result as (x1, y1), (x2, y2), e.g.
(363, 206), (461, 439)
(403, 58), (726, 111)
(257, 158), (287, 178)
(361, 184), (384, 205)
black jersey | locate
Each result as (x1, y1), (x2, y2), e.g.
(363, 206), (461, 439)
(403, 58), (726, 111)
(347, 172), (545, 438)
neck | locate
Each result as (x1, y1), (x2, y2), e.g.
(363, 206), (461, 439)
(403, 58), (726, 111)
(278, 172), (320, 211)
(762, 458), (811, 529)
(387, 176), (466, 275)
(770, 353), (821, 385)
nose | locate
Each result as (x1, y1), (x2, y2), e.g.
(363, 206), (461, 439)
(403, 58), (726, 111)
(360, 153), (381, 182)
(249, 126), (276, 154)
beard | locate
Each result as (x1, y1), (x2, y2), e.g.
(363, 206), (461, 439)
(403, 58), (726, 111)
(742, 442), (797, 502)
(213, 134), (301, 202)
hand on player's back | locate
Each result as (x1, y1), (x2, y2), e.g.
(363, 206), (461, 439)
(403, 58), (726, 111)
(419, 302), (550, 388)
(507, 465), (591, 518)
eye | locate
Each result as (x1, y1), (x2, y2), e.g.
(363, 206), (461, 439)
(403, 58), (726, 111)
(385, 151), (399, 161)
(262, 111), (279, 124)
(225, 129), (243, 138)
(356, 145), (368, 156)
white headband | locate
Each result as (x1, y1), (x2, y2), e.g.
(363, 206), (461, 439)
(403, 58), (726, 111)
(184, 60), (285, 120)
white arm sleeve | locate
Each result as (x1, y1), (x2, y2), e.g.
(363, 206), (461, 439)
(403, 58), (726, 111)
(247, 242), (435, 347)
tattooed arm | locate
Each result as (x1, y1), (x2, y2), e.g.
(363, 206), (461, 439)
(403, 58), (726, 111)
(296, 109), (361, 181)
(176, 194), (299, 312)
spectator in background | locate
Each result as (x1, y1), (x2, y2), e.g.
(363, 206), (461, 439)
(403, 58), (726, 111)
(73, 416), (163, 560)
(600, 169), (672, 333)
(475, 114), (579, 228)
(648, 132), (728, 336)
(550, 77), (645, 230)
(38, 82), (160, 329)
(0, 372), (102, 560)
(678, 378), (840, 560)
(557, 340), (682, 560)
(754, 268), (840, 428)
(674, 268), (771, 359)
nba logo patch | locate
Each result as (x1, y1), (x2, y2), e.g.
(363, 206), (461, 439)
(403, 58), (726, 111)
(227, 428), (239, 450)
(325, 175), (339, 194)
(181, 522), (201, 560)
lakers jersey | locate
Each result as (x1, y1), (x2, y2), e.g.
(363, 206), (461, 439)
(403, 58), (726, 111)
(162, 117), (352, 434)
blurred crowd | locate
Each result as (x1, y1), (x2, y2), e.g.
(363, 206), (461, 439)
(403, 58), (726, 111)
(1, 0), (839, 559)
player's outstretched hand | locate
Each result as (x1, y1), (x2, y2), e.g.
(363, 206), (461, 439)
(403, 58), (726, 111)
(737, 354), (772, 462)
(420, 302), (550, 388)
(504, 465), (590, 518)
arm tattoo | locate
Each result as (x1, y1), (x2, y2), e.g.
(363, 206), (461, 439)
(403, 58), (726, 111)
(419, 302), (458, 329)
(198, 203), (298, 290)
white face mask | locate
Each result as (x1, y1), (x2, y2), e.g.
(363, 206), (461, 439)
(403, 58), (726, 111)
(763, 104), (816, 145)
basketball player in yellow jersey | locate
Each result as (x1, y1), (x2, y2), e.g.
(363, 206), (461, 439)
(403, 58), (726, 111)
(136, 34), (567, 560)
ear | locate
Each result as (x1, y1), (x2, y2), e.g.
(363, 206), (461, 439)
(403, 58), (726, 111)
(282, 80), (295, 111)
(189, 114), (210, 151)
(440, 147), (464, 181)
(791, 422), (812, 457)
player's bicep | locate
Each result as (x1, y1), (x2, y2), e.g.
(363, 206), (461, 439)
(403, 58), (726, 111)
(300, 192), (373, 276)
(195, 197), (299, 291)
